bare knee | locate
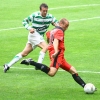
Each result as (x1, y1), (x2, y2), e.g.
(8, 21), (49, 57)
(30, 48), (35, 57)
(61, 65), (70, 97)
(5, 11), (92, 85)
(41, 45), (48, 53)
(21, 48), (32, 57)
(38, 42), (48, 53)
(21, 52), (28, 57)
(69, 66), (77, 74)
(48, 72), (56, 77)
(48, 67), (57, 77)
(21, 43), (33, 57)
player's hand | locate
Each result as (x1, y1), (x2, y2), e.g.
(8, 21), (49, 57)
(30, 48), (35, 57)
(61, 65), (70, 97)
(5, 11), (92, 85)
(29, 28), (35, 34)
(51, 52), (59, 58)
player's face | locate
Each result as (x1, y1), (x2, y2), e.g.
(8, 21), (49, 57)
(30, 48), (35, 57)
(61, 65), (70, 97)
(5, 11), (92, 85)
(40, 7), (48, 17)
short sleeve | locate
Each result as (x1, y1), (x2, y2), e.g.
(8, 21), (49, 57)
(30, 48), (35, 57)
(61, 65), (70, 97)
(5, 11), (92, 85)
(54, 30), (64, 41)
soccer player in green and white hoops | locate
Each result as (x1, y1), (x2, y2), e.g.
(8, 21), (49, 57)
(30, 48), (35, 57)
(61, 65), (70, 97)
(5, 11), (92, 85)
(3, 3), (58, 72)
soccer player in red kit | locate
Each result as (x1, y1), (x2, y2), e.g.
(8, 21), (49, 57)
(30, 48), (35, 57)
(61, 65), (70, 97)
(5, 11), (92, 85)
(21, 18), (86, 88)
(46, 27), (71, 72)
(46, 26), (71, 71)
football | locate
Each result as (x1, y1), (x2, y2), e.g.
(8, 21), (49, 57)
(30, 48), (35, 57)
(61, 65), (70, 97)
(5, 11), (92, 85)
(84, 83), (96, 94)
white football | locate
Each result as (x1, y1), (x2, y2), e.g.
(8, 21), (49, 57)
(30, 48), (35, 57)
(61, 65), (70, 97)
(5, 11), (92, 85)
(84, 83), (96, 94)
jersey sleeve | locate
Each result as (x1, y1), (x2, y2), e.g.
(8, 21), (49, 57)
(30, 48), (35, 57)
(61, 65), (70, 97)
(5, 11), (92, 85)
(54, 30), (63, 41)
(50, 14), (58, 25)
(22, 13), (35, 30)
(52, 16), (58, 23)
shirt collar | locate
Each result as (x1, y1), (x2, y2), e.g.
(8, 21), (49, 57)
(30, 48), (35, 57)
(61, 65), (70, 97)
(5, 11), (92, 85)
(55, 26), (64, 32)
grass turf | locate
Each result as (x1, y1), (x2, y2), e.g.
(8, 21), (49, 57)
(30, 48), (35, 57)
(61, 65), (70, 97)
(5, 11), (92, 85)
(0, 0), (100, 100)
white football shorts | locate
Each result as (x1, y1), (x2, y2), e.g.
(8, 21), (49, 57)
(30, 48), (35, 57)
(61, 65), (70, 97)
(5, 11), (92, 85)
(27, 31), (45, 49)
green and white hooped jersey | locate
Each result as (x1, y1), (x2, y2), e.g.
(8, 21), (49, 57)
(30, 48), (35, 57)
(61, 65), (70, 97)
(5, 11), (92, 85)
(22, 11), (58, 35)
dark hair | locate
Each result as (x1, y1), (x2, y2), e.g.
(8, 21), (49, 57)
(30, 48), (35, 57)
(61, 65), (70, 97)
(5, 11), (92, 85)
(40, 3), (48, 10)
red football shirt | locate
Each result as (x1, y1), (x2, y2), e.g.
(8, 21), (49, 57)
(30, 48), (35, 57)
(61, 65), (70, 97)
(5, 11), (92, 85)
(46, 28), (65, 52)
(46, 28), (71, 71)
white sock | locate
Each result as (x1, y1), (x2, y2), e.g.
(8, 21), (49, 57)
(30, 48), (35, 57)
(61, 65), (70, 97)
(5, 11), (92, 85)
(7, 53), (22, 67)
(37, 51), (45, 63)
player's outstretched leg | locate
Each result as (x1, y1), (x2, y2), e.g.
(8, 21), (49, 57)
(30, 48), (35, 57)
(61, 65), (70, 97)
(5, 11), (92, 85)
(3, 53), (22, 73)
(20, 58), (50, 74)
(20, 58), (33, 65)
(69, 66), (86, 88)
(72, 73), (86, 88)
(3, 64), (10, 73)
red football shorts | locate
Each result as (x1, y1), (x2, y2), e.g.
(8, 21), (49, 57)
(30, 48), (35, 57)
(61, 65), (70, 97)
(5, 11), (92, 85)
(49, 50), (71, 71)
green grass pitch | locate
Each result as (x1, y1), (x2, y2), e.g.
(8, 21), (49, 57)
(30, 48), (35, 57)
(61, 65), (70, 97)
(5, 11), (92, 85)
(0, 0), (100, 100)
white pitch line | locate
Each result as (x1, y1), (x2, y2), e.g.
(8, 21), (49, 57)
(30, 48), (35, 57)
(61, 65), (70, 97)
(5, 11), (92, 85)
(4, 67), (100, 74)
(49, 4), (100, 10)
(77, 71), (100, 74)
(0, 4), (100, 32)
(69, 16), (100, 22)
(0, 16), (100, 32)
(0, 27), (24, 31)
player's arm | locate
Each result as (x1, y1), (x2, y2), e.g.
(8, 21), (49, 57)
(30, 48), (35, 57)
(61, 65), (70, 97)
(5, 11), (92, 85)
(51, 38), (59, 58)
(22, 14), (35, 33)
(52, 22), (59, 26)
(52, 30), (63, 58)
(51, 16), (59, 26)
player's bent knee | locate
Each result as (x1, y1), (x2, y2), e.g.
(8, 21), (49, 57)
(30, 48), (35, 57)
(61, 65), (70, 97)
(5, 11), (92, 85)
(21, 53), (28, 57)
(48, 67), (57, 77)
(48, 72), (55, 77)
(42, 46), (48, 52)
(69, 66), (77, 74)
